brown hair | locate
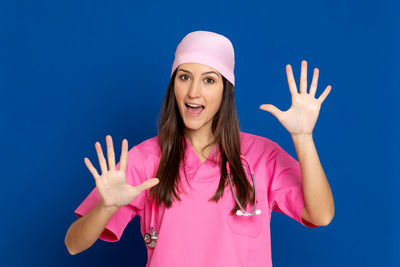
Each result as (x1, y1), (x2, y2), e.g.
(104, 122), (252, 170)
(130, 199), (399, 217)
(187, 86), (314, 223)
(149, 69), (255, 215)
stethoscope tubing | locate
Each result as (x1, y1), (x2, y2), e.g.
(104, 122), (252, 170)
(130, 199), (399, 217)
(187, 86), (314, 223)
(144, 154), (260, 247)
(226, 155), (260, 216)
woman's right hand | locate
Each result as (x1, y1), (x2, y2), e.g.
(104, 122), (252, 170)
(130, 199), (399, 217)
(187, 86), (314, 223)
(84, 135), (159, 209)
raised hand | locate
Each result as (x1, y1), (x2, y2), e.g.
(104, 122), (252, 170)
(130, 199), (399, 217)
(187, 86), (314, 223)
(84, 135), (159, 208)
(259, 60), (332, 136)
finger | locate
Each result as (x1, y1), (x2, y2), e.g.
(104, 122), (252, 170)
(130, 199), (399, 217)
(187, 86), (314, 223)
(95, 141), (108, 174)
(317, 85), (332, 103)
(300, 60), (307, 94)
(309, 68), (319, 97)
(286, 64), (298, 95)
(259, 104), (283, 119)
(119, 139), (128, 172)
(136, 178), (160, 193)
(84, 157), (100, 179)
(106, 135), (116, 171)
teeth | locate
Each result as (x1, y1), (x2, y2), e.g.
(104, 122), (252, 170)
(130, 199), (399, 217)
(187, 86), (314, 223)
(187, 103), (202, 108)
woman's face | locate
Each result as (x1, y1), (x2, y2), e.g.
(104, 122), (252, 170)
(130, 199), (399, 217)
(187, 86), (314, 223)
(174, 62), (224, 135)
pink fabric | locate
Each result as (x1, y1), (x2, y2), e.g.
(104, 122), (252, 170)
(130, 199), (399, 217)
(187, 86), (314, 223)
(74, 131), (319, 266)
(170, 30), (235, 85)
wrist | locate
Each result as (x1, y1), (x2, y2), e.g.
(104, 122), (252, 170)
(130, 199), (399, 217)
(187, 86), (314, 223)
(291, 132), (313, 140)
(291, 133), (314, 148)
(98, 201), (120, 214)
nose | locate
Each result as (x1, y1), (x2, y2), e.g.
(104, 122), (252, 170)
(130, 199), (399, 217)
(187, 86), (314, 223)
(187, 79), (202, 98)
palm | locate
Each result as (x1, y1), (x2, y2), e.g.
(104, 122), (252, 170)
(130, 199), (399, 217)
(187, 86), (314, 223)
(95, 169), (137, 207)
(84, 136), (159, 208)
(279, 93), (321, 135)
(260, 60), (332, 136)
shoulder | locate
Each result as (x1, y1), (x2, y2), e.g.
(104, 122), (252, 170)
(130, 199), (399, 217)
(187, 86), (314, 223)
(239, 130), (277, 154)
(125, 135), (160, 170)
(124, 135), (160, 182)
(129, 135), (160, 158)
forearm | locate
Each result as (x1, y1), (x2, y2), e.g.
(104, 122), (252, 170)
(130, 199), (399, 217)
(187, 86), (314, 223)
(65, 202), (119, 255)
(291, 133), (334, 225)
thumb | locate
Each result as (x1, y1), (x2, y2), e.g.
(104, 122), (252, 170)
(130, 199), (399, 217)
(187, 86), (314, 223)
(137, 178), (160, 192)
(259, 104), (282, 118)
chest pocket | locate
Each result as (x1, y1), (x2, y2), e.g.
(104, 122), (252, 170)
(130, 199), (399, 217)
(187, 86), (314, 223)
(225, 188), (268, 238)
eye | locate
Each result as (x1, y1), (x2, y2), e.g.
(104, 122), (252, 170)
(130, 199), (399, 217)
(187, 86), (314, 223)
(179, 74), (190, 81)
(205, 77), (215, 84)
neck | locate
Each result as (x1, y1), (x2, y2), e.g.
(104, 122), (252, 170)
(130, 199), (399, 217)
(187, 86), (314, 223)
(184, 126), (215, 150)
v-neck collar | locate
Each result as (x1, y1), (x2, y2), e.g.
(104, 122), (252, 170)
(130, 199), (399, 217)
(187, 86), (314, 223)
(184, 136), (218, 165)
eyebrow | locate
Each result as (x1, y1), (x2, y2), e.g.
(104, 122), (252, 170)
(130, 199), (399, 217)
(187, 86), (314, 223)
(177, 68), (221, 78)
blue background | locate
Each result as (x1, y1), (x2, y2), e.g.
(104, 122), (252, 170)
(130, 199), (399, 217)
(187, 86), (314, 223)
(1, 0), (398, 266)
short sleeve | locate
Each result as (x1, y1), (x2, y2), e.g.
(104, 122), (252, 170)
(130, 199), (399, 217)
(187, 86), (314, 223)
(74, 146), (149, 242)
(265, 140), (319, 228)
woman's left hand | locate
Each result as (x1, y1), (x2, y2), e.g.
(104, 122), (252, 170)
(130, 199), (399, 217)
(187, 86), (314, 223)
(259, 60), (332, 136)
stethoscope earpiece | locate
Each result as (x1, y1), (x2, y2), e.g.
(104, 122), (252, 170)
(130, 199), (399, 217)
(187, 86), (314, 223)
(236, 209), (262, 216)
(144, 154), (260, 248)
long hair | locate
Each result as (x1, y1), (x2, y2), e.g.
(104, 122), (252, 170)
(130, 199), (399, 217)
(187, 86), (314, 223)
(148, 69), (255, 215)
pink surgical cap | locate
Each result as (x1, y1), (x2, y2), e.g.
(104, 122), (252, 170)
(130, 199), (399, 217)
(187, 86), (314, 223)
(170, 30), (235, 86)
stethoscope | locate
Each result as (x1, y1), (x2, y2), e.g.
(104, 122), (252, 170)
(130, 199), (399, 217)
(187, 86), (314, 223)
(143, 154), (261, 248)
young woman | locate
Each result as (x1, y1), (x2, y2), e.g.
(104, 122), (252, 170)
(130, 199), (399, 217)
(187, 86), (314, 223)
(65, 30), (334, 267)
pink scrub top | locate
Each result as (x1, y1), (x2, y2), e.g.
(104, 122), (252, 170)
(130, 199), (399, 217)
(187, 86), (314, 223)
(74, 131), (319, 266)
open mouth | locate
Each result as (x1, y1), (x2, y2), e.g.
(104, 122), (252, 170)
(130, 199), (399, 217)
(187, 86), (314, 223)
(185, 103), (205, 116)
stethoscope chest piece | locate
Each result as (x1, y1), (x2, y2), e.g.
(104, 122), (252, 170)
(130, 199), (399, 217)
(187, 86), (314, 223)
(144, 226), (158, 248)
(143, 153), (260, 249)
